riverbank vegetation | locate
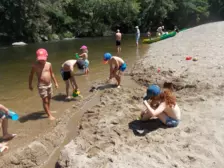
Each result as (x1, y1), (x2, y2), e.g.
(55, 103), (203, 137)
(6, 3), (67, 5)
(0, 0), (223, 43)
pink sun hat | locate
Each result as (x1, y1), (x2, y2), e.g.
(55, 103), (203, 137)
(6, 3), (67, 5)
(36, 48), (48, 61)
(80, 45), (88, 50)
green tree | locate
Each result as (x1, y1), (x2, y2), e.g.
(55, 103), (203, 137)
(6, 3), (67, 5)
(139, 0), (177, 31)
(171, 0), (209, 27)
(209, 0), (224, 19)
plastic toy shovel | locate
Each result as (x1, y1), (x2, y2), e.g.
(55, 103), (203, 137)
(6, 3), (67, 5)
(75, 53), (80, 59)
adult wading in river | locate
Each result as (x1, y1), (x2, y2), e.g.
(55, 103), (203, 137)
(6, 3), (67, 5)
(135, 26), (140, 47)
(115, 29), (122, 55)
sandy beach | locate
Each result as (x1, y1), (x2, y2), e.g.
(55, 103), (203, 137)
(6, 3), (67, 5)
(57, 22), (224, 168)
(1, 22), (224, 168)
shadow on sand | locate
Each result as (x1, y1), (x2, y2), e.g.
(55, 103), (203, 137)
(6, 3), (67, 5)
(128, 119), (167, 136)
(52, 93), (81, 102)
(19, 111), (48, 123)
(89, 83), (117, 92)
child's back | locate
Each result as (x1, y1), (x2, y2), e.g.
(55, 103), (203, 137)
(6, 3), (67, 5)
(111, 56), (124, 66)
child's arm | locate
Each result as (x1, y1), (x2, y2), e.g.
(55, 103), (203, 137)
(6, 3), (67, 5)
(79, 53), (85, 57)
(50, 64), (59, 89)
(29, 65), (35, 91)
(109, 62), (114, 79)
(143, 100), (166, 117)
(0, 104), (9, 115)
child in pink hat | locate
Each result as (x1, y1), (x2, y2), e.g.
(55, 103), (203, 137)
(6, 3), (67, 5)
(29, 48), (59, 120)
(77, 45), (89, 75)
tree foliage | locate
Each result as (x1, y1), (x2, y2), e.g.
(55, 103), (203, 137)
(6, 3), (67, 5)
(0, 0), (223, 43)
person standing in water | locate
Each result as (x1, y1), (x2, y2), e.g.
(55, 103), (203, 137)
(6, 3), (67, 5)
(103, 53), (127, 88)
(60, 59), (86, 100)
(135, 26), (140, 46)
(115, 29), (122, 55)
(140, 85), (181, 127)
(78, 45), (89, 75)
(147, 30), (151, 39)
(29, 48), (59, 120)
(157, 26), (164, 36)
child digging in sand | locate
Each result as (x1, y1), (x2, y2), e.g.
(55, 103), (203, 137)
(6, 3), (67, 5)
(29, 48), (59, 120)
(103, 53), (127, 88)
(140, 85), (181, 127)
(60, 59), (86, 100)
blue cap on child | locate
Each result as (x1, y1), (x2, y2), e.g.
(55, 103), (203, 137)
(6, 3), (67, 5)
(143, 85), (161, 100)
(104, 53), (112, 61)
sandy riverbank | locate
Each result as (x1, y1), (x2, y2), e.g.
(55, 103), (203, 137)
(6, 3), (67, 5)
(0, 90), (103, 168)
(57, 22), (224, 168)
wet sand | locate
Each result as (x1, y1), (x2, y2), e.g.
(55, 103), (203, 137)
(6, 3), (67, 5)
(57, 22), (224, 168)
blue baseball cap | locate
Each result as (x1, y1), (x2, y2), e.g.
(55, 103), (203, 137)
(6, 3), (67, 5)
(143, 85), (161, 100)
(104, 53), (112, 61)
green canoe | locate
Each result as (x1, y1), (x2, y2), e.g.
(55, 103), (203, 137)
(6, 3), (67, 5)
(143, 31), (177, 44)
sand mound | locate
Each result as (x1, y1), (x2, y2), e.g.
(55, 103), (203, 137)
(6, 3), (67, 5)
(57, 22), (224, 168)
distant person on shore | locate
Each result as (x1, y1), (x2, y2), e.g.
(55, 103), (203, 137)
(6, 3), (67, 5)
(147, 31), (151, 39)
(115, 29), (122, 55)
(157, 26), (164, 36)
(135, 26), (140, 46)
(140, 85), (181, 127)
(29, 48), (59, 120)
(103, 53), (127, 88)
(60, 59), (86, 100)
(78, 45), (89, 75)
(0, 104), (17, 142)
(174, 25), (179, 33)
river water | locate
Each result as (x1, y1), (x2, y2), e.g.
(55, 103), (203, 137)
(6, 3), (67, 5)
(0, 35), (149, 156)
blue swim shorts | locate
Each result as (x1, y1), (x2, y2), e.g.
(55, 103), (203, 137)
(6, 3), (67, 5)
(84, 60), (89, 68)
(136, 35), (140, 42)
(119, 63), (127, 72)
(165, 116), (179, 127)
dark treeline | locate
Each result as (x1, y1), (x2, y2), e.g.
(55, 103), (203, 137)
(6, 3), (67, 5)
(0, 0), (223, 43)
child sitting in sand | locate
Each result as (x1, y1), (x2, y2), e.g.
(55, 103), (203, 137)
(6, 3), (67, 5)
(103, 53), (127, 88)
(140, 85), (181, 127)
(61, 59), (86, 100)
(77, 45), (89, 75)
(29, 48), (59, 120)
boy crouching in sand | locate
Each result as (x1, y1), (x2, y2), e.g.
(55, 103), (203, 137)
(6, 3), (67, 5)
(29, 48), (59, 120)
(60, 59), (83, 100)
(103, 53), (127, 88)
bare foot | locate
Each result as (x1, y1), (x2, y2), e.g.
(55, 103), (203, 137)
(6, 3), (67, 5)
(2, 134), (17, 141)
(49, 116), (56, 120)
(117, 85), (121, 88)
(0, 142), (8, 148)
(0, 145), (9, 153)
(65, 96), (72, 101)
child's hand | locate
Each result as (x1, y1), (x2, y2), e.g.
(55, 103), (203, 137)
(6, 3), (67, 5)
(29, 85), (33, 91)
(143, 100), (148, 106)
(55, 83), (59, 89)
